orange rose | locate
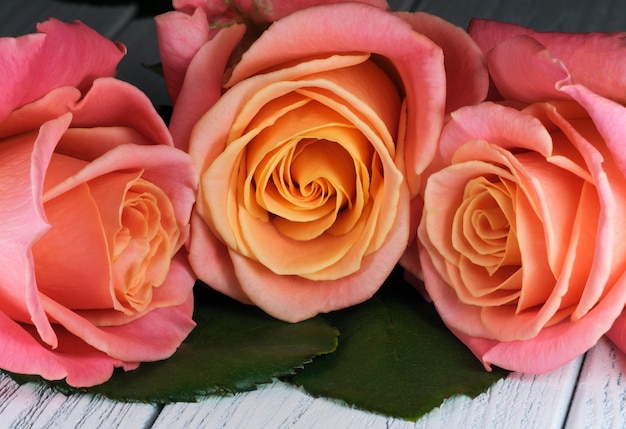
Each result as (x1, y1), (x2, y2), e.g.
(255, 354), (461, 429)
(156, 0), (487, 321)
(406, 20), (626, 373)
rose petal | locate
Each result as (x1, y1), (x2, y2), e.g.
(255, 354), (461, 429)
(44, 143), (196, 249)
(172, 0), (390, 23)
(33, 154), (114, 311)
(0, 114), (73, 349)
(166, 24), (247, 151)
(188, 211), (252, 304)
(0, 312), (138, 387)
(39, 252), (195, 362)
(470, 19), (626, 104)
(155, 7), (215, 104)
(397, 11), (488, 112)
(67, 78), (174, 151)
(458, 266), (626, 373)
(0, 19), (124, 123)
(560, 84), (626, 179)
(484, 35), (571, 103)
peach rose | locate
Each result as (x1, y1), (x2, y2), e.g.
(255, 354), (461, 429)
(155, 0), (487, 322)
(0, 19), (197, 386)
(410, 21), (626, 373)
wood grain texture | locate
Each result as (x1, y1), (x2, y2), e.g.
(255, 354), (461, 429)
(150, 356), (582, 429)
(0, 374), (159, 428)
(565, 338), (626, 429)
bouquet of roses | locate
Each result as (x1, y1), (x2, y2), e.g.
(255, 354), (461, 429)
(3, 0), (626, 421)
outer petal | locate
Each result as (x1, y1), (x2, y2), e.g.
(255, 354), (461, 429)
(155, 8), (215, 104)
(560, 83), (626, 179)
(66, 78), (175, 151)
(420, 242), (626, 374)
(166, 24), (246, 151)
(225, 2), (445, 193)
(5, 78), (175, 157)
(0, 313), (137, 387)
(0, 255), (194, 388)
(397, 11), (488, 112)
(39, 253), (196, 363)
(0, 114), (73, 349)
(469, 19), (626, 104)
(188, 211), (251, 303)
(483, 35), (571, 103)
(0, 19), (124, 123)
(229, 182), (410, 322)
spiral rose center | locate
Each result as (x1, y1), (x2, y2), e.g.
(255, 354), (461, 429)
(111, 177), (179, 313)
(452, 175), (522, 301)
(248, 115), (374, 241)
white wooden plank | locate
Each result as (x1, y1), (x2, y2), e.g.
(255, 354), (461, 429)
(0, 373), (159, 429)
(152, 355), (581, 429)
(564, 338), (626, 429)
(0, 0), (136, 37)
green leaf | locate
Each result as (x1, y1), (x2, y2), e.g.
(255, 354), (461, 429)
(287, 268), (508, 421)
(6, 284), (339, 402)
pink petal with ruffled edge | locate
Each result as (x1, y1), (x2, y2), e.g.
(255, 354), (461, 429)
(160, 0), (371, 107)
(166, 24), (246, 151)
(469, 19), (626, 105)
(155, 7), (215, 104)
(560, 84), (626, 181)
(68, 77), (175, 151)
(0, 19), (124, 123)
(0, 256), (194, 387)
(483, 35), (571, 103)
(397, 11), (488, 113)
(0, 312), (137, 387)
(40, 78), (197, 231)
(0, 114), (72, 349)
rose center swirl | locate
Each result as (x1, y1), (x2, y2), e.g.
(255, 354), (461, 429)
(242, 99), (376, 241)
(452, 174), (523, 301)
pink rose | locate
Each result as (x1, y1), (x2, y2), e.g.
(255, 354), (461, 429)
(409, 20), (626, 373)
(155, 0), (487, 322)
(0, 19), (197, 387)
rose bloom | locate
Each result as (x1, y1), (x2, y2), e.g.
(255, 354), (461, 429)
(408, 20), (626, 373)
(155, 0), (487, 322)
(0, 20), (197, 386)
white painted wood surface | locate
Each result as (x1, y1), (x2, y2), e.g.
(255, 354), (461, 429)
(2, 0), (626, 428)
